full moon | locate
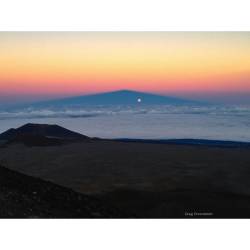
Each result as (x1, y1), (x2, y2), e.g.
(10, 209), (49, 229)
(137, 98), (142, 103)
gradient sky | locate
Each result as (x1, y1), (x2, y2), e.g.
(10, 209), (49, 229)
(0, 32), (250, 104)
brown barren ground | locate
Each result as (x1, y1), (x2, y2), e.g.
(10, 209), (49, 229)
(1, 140), (250, 218)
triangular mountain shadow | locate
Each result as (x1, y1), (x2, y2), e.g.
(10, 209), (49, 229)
(32, 89), (203, 107)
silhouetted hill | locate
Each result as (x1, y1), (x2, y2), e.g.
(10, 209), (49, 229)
(0, 165), (127, 218)
(0, 123), (90, 146)
(32, 90), (201, 107)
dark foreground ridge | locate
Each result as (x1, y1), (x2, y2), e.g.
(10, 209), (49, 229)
(0, 123), (90, 146)
(2, 162), (250, 218)
(0, 165), (127, 218)
(2, 163), (250, 218)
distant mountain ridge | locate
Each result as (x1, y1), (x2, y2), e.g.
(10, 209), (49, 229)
(32, 90), (201, 107)
(115, 138), (250, 148)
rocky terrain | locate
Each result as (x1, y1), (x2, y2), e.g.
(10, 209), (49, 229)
(0, 165), (127, 218)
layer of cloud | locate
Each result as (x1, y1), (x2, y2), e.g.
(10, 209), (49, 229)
(0, 104), (250, 120)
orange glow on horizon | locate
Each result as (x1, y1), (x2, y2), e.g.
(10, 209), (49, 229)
(0, 32), (250, 100)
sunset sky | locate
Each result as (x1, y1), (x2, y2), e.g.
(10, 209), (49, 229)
(0, 32), (250, 104)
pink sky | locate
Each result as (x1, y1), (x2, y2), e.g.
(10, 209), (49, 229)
(0, 32), (250, 104)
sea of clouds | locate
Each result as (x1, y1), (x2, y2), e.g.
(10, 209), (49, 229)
(1, 104), (250, 119)
(0, 104), (250, 141)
